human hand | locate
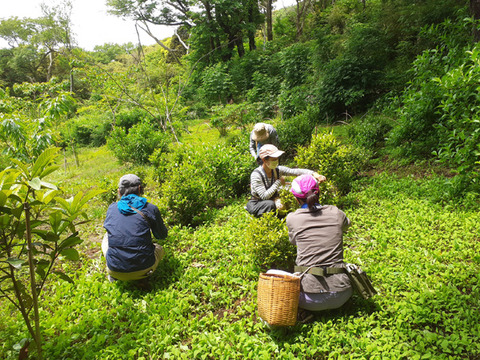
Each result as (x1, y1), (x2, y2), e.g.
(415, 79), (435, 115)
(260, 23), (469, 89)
(279, 176), (286, 185)
(312, 172), (326, 183)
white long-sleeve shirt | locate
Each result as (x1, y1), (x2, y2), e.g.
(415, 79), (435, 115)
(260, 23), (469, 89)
(250, 165), (313, 200)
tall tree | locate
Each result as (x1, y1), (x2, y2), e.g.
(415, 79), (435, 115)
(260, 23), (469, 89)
(471, 0), (480, 41)
(0, 1), (75, 85)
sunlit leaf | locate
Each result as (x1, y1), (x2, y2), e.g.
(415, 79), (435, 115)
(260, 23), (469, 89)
(6, 258), (24, 269)
(60, 248), (79, 261)
(31, 147), (60, 178)
(27, 177), (42, 190)
(54, 271), (74, 284)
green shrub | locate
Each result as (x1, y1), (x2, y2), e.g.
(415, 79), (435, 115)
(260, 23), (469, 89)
(386, 15), (473, 160)
(63, 115), (112, 147)
(280, 42), (313, 88)
(346, 115), (393, 153)
(115, 108), (152, 131)
(210, 103), (259, 136)
(107, 121), (171, 165)
(276, 108), (318, 156)
(296, 129), (369, 194)
(155, 143), (255, 226)
(245, 211), (296, 271)
(278, 83), (315, 119)
(432, 45), (480, 182)
(199, 63), (233, 105)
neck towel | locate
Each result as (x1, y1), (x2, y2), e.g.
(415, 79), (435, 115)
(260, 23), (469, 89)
(117, 194), (147, 214)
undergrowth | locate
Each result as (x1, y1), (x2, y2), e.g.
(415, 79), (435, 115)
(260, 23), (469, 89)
(1, 166), (479, 359)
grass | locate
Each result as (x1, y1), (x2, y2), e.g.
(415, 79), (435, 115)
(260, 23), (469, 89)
(1, 144), (480, 359)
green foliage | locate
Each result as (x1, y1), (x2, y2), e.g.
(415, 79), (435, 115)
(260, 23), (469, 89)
(296, 130), (369, 194)
(115, 108), (153, 132)
(107, 121), (171, 165)
(280, 42), (313, 88)
(0, 116), (56, 163)
(199, 63), (233, 105)
(276, 107), (318, 156)
(246, 71), (281, 118)
(62, 115), (112, 147)
(387, 16), (473, 159)
(245, 211), (296, 271)
(347, 115), (393, 154)
(154, 143), (255, 226)
(432, 46), (480, 179)
(210, 103), (259, 136)
(0, 147), (102, 359)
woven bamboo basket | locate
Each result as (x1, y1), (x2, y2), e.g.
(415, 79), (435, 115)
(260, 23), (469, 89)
(257, 273), (301, 326)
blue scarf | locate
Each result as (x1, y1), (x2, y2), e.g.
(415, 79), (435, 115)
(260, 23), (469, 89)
(301, 203), (322, 209)
(117, 194), (147, 214)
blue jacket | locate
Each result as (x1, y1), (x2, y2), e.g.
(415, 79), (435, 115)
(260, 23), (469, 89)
(103, 200), (168, 273)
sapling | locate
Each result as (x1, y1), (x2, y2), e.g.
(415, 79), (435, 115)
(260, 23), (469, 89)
(0, 147), (103, 359)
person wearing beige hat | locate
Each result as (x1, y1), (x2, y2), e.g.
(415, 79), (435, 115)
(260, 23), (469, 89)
(249, 122), (279, 159)
(245, 144), (326, 217)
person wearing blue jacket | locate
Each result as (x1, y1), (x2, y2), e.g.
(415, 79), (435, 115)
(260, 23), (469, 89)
(102, 174), (168, 282)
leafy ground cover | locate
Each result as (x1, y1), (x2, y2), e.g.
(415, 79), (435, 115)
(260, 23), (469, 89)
(1, 147), (479, 359)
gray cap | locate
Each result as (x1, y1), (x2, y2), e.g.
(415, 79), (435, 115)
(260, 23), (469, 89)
(118, 174), (142, 190)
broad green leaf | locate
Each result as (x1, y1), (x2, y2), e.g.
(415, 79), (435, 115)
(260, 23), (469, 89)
(0, 191), (6, 206)
(58, 232), (82, 250)
(6, 258), (24, 269)
(54, 271), (74, 284)
(49, 211), (63, 233)
(10, 159), (30, 178)
(0, 214), (11, 228)
(27, 177), (42, 190)
(39, 164), (60, 179)
(31, 147), (60, 178)
(60, 248), (79, 261)
(39, 180), (58, 190)
(36, 189), (60, 204)
(11, 205), (24, 220)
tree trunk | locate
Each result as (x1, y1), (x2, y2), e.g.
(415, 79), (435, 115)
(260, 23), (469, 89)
(471, 0), (480, 42)
(266, 0), (273, 41)
(236, 36), (245, 57)
(248, 1), (257, 50)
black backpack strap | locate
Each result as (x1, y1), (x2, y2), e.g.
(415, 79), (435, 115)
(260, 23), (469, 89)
(128, 205), (152, 229)
(294, 265), (347, 276)
(254, 168), (269, 190)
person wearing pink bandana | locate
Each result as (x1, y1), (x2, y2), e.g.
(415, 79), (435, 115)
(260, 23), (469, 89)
(285, 174), (352, 320)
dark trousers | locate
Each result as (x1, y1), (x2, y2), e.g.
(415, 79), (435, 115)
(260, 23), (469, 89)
(246, 199), (276, 217)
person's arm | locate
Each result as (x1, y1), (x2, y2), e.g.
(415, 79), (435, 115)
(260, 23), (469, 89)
(151, 206), (168, 240)
(251, 170), (281, 200)
(249, 133), (258, 158)
(278, 166), (314, 177)
(341, 211), (351, 232)
(270, 127), (280, 147)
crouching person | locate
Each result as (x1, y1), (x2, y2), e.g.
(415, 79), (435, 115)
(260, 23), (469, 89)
(102, 174), (168, 285)
(267, 174), (352, 323)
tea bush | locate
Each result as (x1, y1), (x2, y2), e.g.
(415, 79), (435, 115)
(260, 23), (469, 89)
(155, 143), (255, 226)
(296, 130), (369, 194)
(276, 107), (318, 156)
(210, 103), (259, 136)
(62, 115), (112, 147)
(107, 121), (171, 165)
(346, 115), (393, 154)
(244, 211), (296, 271)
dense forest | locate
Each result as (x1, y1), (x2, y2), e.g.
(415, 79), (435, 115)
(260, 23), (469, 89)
(1, 0), (480, 359)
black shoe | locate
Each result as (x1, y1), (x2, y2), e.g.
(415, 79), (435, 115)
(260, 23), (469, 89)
(133, 278), (151, 291)
(297, 309), (314, 324)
